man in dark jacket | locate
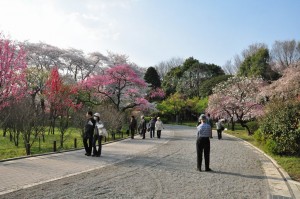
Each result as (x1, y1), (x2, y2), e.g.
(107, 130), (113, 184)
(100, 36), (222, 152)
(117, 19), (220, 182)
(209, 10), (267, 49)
(83, 111), (95, 156)
(139, 116), (147, 139)
(149, 117), (156, 138)
(129, 115), (137, 139)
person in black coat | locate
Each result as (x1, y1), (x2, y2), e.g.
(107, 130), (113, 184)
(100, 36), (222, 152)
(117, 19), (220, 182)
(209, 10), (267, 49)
(83, 111), (95, 156)
(139, 116), (147, 139)
(129, 115), (137, 139)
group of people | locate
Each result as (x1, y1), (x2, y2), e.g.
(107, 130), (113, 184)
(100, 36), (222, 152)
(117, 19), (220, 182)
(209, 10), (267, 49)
(83, 111), (106, 157)
(84, 112), (165, 157)
(196, 113), (225, 172)
(129, 116), (165, 140)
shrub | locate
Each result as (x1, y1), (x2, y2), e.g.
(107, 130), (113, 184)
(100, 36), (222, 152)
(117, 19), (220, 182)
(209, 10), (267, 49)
(259, 100), (300, 155)
(253, 128), (263, 142)
(247, 121), (260, 134)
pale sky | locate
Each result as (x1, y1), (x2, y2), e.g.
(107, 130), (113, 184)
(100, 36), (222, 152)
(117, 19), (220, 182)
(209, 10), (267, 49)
(1, 0), (300, 67)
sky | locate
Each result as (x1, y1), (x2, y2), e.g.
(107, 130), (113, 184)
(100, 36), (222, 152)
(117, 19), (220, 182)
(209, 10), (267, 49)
(1, 0), (300, 68)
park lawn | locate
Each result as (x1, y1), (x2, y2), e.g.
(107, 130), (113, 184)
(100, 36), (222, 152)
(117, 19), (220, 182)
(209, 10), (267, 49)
(0, 128), (130, 161)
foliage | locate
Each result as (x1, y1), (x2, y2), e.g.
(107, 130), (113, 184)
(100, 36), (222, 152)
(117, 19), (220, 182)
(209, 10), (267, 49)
(238, 47), (279, 81)
(144, 66), (161, 88)
(259, 100), (300, 155)
(157, 93), (186, 115)
(176, 59), (225, 98)
(0, 35), (27, 110)
(161, 66), (183, 97)
(247, 121), (260, 134)
(199, 75), (232, 97)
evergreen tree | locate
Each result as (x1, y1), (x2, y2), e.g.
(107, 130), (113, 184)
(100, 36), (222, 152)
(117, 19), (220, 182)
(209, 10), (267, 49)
(144, 66), (161, 88)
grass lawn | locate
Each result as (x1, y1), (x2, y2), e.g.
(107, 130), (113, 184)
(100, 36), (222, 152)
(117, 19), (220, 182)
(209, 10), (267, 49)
(0, 128), (130, 161)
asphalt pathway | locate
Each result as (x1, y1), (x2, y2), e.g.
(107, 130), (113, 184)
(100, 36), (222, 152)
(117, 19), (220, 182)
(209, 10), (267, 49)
(0, 125), (299, 199)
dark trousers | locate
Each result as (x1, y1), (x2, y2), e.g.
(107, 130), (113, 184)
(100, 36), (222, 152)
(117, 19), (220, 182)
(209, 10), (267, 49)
(157, 130), (161, 138)
(150, 127), (155, 138)
(141, 129), (146, 139)
(83, 136), (92, 155)
(196, 137), (210, 170)
(217, 129), (222, 139)
(130, 128), (135, 139)
(92, 135), (103, 156)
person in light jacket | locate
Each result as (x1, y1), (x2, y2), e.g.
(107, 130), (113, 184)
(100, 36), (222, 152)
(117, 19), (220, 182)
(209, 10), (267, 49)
(155, 117), (164, 139)
(92, 112), (104, 157)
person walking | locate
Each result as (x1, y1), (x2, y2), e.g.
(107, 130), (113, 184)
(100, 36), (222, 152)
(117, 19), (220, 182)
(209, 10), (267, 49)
(216, 119), (225, 140)
(92, 112), (105, 157)
(139, 116), (147, 139)
(149, 117), (156, 138)
(196, 114), (212, 172)
(129, 115), (137, 139)
(83, 111), (95, 156)
(155, 117), (164, 139)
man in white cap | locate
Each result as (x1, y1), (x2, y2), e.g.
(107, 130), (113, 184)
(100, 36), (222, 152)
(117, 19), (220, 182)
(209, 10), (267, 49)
(196, 114), (212, 172)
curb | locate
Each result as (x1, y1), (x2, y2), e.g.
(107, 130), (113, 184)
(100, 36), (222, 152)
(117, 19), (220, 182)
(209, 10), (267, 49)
(224, 132), (300, 199)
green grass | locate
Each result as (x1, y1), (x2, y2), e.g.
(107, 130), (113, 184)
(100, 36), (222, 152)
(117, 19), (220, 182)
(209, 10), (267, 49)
(0, 128), (130, 161)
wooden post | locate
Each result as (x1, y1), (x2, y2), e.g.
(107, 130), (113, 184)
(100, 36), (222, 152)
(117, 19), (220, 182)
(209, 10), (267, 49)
(53, 141), (57, 152)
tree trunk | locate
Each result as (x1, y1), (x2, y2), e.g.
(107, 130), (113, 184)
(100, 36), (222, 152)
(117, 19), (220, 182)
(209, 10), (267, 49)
(230, 117), (235, 131)
(240, 121), (251, 135)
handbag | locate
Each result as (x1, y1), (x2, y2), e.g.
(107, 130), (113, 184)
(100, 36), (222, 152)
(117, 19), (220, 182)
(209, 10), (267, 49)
(98, 127), (107, 137)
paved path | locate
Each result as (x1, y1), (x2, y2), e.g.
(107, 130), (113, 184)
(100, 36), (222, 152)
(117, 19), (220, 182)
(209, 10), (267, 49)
(0, 125), (299, 199)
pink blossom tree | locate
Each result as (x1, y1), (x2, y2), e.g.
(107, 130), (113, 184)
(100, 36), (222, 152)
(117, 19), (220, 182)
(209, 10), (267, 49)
(206, 76), (266, 134)
(259, 67), (300, 100)
(0, 35), (27, 110)
(83, 64), (150, 112)
(44, 67), (81, 147)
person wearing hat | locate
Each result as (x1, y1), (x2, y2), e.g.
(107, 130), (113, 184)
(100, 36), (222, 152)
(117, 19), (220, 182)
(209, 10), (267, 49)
(155, 117), (164, 139)
(83, 111), (95, 156)
(93, 112), (105, 157)
(196, 114), (212, 172)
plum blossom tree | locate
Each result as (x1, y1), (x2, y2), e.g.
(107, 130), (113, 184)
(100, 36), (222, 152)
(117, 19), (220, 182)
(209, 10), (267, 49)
(83, 64), (149, 112)
(206, 76), (266, 134)
(44, 68), (81, 147)
(0, 35), (27, 110)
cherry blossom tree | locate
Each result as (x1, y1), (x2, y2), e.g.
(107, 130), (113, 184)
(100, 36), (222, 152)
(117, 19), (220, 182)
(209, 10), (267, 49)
(83, 64), (149, 112)
(259, 67), (300, 100)
(206, 76), (266, 134)
(0, 35), (27, 110)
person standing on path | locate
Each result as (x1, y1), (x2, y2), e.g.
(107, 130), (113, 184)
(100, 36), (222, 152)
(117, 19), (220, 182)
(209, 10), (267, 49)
(83, 111), (95, 156)
(216, 119), (225, 140)
(149, 117), (156, 138)
(139, 116), (147, 139)
(92, 112), (105, 157)
(155, 117), (164, 139)
(196, 114), (212, 172)
(129, 115), (137, 139)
